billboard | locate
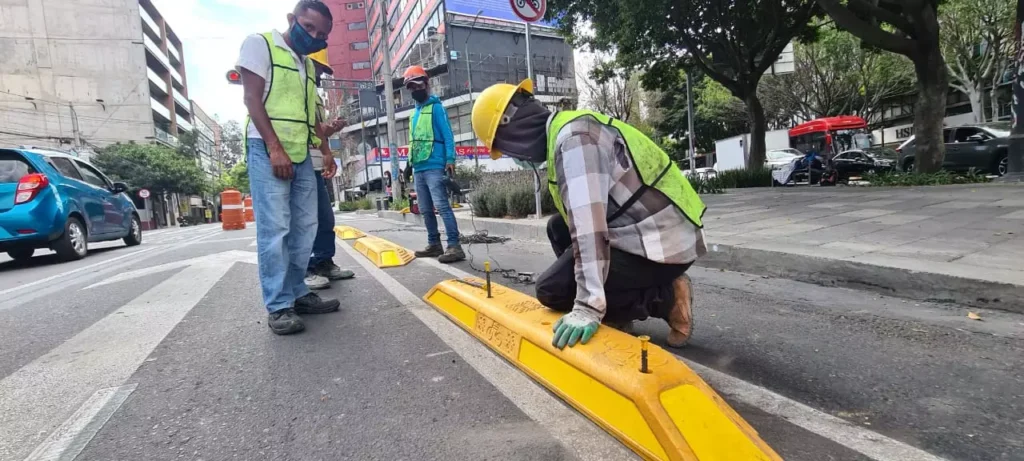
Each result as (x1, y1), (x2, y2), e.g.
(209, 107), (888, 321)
(446, 0), (553, 26)
(371, 145), (492, 162)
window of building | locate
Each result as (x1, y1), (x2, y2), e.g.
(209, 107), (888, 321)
(353, 61), (371, 70)
(345, 1), (364, 9)
(351, 41), (369, 50)
(348, 21), (367, 30)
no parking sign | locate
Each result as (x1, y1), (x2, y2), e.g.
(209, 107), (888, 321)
(510, 0), (546, 22)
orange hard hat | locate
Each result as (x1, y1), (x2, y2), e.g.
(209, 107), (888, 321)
(403, 65), (427, 83)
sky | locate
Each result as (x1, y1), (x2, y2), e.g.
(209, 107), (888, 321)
(152, 0), (291, 125)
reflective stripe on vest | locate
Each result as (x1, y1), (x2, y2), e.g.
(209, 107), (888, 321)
(409, 103), (437, 165)
(243, 32), (318, 163)
(546, 110), (706, 228)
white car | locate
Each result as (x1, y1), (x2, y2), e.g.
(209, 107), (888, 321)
(766, 149), (802, 169)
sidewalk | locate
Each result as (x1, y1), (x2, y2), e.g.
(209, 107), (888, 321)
(379, 183), (1024, 312)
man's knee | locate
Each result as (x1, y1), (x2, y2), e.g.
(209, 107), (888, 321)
(535, 272), (572, 312)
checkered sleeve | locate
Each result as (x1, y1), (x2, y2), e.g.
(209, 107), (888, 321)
(554, 121), (615, 320)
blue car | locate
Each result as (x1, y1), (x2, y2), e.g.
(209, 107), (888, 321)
(0, 147), (142, 261)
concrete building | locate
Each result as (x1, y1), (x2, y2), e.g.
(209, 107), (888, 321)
(334, 0), (577, 191)
(190, 101), (221, 180)
(322, 0), (372, 92)
(0, 0), (194, 155)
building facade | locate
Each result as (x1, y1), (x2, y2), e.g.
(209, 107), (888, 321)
(0, 0), (193, 155)
(334, 0), (577, 191)
(190, 101), (221, 180)
(321, 0), (373, 112)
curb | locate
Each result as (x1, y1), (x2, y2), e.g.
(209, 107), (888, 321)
(377, 211), (1024, 313)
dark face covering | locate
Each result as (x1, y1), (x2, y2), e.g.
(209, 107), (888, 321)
(411, 89), (429, 103)
(492, 92), (552, 163)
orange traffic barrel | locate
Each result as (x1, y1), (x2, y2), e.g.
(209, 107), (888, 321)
(243, 196), (255, 222)
(221, 189), (246, 230)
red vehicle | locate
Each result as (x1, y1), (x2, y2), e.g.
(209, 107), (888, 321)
(789, 116), (874, 159)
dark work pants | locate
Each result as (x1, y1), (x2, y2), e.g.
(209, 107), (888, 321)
(535, 215), (690, 324)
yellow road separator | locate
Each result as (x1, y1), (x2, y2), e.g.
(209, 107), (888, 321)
(423, 278), (782, 461)
(352, 235), (415, 268)
(333, 225), (367, 240)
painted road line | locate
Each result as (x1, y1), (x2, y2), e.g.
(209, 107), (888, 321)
(417, 257), (950, 461)
(352, 235), (415, 268)
(424, 279), (780, 460)
(337, 238), (637, 461)
(24, 384), (137, 461)
(333, 225), (367, 240)
(0, 247), (159, 297)
(0, 250), (256, 460)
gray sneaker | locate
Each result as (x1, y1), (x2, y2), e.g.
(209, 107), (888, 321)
(314, 260), (355, 280)
(304, 272), (330, 290)
(438, 245), (466, 264)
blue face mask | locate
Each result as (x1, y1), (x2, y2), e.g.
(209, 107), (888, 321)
(289, 22), (327, 55)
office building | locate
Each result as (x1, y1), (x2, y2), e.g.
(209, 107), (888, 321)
(190, 101), (221, 180)
(0, 0), (194, 154)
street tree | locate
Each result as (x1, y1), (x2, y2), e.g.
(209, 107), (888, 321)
(655, 72), (749, 160)
(939, 0), (1015, 122)
(816, 0), (948, 172)
(93, 143), (209, 195)
(581, 60), (644, 122)
(548, 0), (819, 168)
(759, 25), (915, 123)
(220, 120), (244, 169)
(217, 162), (249, 194)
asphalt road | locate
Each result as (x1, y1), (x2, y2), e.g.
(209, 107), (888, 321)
(1, 214), (1021, 460)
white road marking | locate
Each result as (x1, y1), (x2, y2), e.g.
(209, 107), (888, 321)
(337, 238), (637, 461)
(0, 251), (257, 460)
(425, 350), (454, 358)
(249, 238), (258, 247)
(0, 247), (158, 297)
(415, 257), (949, 461)
(24, 384), (137, 461)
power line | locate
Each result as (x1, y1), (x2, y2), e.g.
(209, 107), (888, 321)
(0, 107), (155, 125)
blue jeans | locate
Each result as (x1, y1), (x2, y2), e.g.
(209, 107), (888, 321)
(247, 140), (317, 313)
(308, 173), (336, 269)
(414, 168), (460, 247)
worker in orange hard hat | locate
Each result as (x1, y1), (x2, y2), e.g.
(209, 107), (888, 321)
(402, 65), (464, 264)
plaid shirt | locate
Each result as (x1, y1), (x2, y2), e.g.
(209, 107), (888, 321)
(551, 113), (706, 319)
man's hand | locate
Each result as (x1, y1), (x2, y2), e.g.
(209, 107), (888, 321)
(322, 152), (337, 179)
(327, 118), (346, 136)
(268, 142), (293, 180)
(552, 309), (600, 349)
(445, 163), (456, 177)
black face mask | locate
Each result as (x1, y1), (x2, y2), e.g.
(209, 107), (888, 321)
(411, 89), (429, 103)
(493, 94), (551, 163)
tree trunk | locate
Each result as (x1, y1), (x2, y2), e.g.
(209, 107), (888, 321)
(966, 85), (985, 123)
(745, 93), (767, 169)
(912, 46), (949, 173)
(990, 87), (1001, 121)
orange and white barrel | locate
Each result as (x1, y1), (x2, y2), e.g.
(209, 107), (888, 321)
(221, 189), (246, 231)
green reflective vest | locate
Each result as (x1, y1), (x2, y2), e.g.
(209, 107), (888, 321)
(409, 103), (435, 164)
(546, 110), (706, 228)
(244, 32), (319, 163)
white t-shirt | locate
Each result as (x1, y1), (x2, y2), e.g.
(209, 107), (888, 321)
(235, 30), (308, 141)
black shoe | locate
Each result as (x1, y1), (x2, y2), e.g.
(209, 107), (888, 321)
(268, 308), (305, 335)
(294, 292), (340, 314)
(315, 260), (355, 280)
(415, 244), (443, 258)
(438, 245), (466, 264)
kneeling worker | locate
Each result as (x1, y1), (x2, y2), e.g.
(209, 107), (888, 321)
(471, 80), (707, 349)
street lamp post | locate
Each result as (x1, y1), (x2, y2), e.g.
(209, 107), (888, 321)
(464, 10), (484, 169)
(1002, 0), (1024, 181)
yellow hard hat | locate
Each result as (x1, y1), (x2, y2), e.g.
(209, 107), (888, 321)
(309, 49), (332, 71)
(471, 79), (533, 160)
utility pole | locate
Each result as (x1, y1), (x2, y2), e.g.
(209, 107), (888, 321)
(465, 10), (484, 169)
(524, 22), (540, 218)
(685, 71), (696, 171)
(378, 0), (400, 200)
(69, 103), (82, 150)
(1001, 0), (1024, 181)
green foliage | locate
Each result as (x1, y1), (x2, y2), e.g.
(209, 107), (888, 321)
(939, 0), (1015, 122)
(220, 120), (245, 169)
(863, 170), (991, 187)
(338, 198), (373, 211)
(505, 185), (536, 218)
(686, 174), (725, 194)
(655, 72), (749, 156)
(453, 164), (484, 188)
(94, 142), (210, 195)
(715, 168), (774, 189)
(217, 162), (249, 194)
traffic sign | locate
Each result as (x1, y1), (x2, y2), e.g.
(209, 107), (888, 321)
(138, 189), (151, 199)
(510, 0), (546, 22)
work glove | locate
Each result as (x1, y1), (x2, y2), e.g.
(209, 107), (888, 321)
(552, 308), (601, 350)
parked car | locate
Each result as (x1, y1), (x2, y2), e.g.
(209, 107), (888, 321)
(0, 147), (142, 262)
(832, 147), (897, 181)
(896, 123), (1010, 175)
(766, 148), (802, 169)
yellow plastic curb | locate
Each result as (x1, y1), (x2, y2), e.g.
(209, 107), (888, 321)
(423, 279), (781, 461)
(333, 225), (367, 240)
(352, 235), (415, 268)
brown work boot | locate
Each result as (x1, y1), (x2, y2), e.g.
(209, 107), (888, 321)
(666, 274), (694, 348)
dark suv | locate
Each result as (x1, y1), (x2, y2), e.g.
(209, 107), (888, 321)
(897, 123), (1010, 175)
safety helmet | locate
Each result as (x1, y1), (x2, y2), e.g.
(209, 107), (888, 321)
(403, 65), (428, 84)
(308, 49), (333, 74)
(471, 79), (534, 160)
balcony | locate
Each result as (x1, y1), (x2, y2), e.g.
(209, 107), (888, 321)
(140, 7), (160, 40)
(143, 35), (169, 68)
(147, 68), (167, 95)
(177, 116), (193, 132)
(151, 97), (170, 120)
(154, 126), (178, 147)
(168, 45), (181, 65)
(169, 65), (183, 87)
(172, 88), (189, 110)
